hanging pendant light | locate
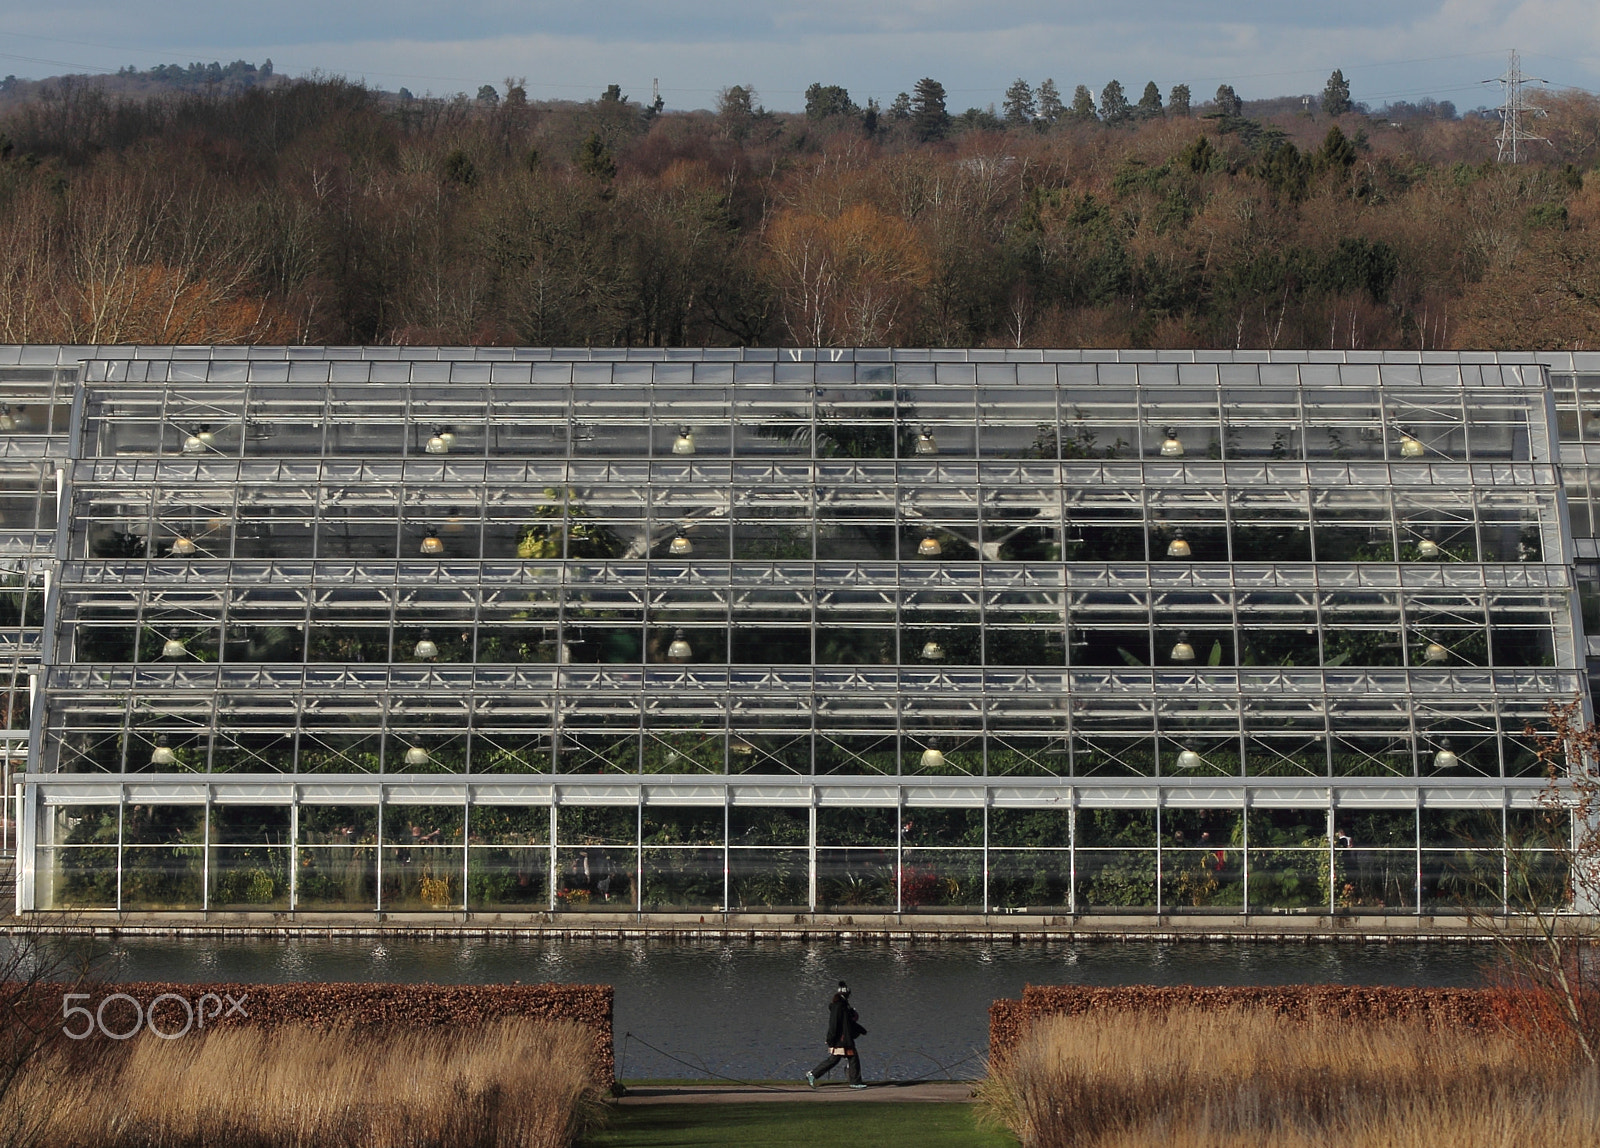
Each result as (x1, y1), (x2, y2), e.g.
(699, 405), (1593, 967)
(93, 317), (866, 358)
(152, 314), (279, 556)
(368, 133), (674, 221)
(668, 529), (694, 556)
(1432, 738), (1458, 770)
(170, 534), (198, 558)
(403, 744), (431, 767)
(1175, 747), (1203, 769)
(0, 408), (15, 433)
(1417, 535), (1442, 559)
(729, 737), (754, 757)
(419, 527), (445, 556)
(1166, 530), (1192, 559)
(413, 629), (439, 660)
(181, 427), (211, 454)
(1399, 432), (1425, 458)
(672, 426), (696, 455)
(667, 628), (693, 661)
(6, 407), (29, 432)
(161, 637), (187, 660)
(1170, 631), (1196, 662)
(1159, 427), (1185, 458)
(914, 426), (939, 455)
(149, 736), (177, 767)
(438, 428), (457, 450)
(919, 738), (946, 770)
(917, 529), (943, 558)
(425, 427), (450, 454)
(920, 639), (946, 661)
(1422, 640), (1448, 664)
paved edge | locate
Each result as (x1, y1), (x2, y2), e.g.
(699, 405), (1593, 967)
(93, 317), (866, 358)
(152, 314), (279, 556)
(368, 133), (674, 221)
(616, 1082), (977, 1105)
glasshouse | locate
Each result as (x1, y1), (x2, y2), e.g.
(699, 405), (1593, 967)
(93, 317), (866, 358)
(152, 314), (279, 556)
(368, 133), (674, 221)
(8, 346), (1600, 920)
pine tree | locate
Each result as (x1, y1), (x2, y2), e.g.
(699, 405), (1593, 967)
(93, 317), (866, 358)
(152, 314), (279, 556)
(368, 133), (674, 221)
(1099, 80), (1130, 124)
(1214, 83), (1243, 117)
(1321, 69), (1353, 117)
(1036, 79), (1064, 125)
(1169, 84), (1191, 117)
(1069, 84), (1098, 122)
(1003, 78), (1036, 127)
(1136, 81), (1163, 120)
(911, 77), (950, 141)
(889, 92), (912, 122)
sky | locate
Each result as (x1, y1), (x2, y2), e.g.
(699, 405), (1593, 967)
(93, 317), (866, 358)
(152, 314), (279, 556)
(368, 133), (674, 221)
(1, 1), (1597, 112)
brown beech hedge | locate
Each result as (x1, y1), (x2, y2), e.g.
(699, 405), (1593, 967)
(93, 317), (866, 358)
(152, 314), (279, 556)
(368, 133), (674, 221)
(97, 982), (614, 1087)
(990, 985), (1518, 1064)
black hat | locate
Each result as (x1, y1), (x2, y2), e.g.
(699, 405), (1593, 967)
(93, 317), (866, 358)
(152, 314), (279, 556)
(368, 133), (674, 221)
(837, 980), (850, 994)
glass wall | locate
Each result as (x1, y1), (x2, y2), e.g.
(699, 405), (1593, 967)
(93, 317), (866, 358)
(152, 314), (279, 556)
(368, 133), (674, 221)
(34, 795), (1560, 915)
(15, 347), (1594, 918)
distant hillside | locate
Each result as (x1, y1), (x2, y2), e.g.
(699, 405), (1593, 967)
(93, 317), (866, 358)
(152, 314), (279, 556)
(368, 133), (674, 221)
(0, 74), (1594, 350)
(0, 59), (280, 104)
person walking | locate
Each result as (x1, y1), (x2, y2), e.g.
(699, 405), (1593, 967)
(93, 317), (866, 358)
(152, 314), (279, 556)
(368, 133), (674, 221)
(807, 980), (867, 1089)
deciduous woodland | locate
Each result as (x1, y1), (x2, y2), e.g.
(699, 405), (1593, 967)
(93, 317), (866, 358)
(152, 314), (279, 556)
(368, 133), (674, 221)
(2, 77), (1599, 349)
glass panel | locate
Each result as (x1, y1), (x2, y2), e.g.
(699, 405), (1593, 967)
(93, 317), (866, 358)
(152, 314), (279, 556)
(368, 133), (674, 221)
(1421, 850), (1502, 910)
(381, 846), (462, 910)
(816, 848), (896, 909)
(899, 850), (984, 911)
(1333, 848), (1416, 913)
(295, 847), (377, 910)
(120, 845), (205, 910)
(987, 850), (1070, 911)
(727, 849), (808, 912)
(1161, 848), (1243, 911)
(469, 805), (551, 846)
(468, 846), (550, 909)
(1074, 850), (1158, 912)
(640, 847), (724, 910)
(1250, 849), (1329, 912)
(39, 847), (118, 909)
(555, 847), (634, 911)
(209, 845), (291, 909)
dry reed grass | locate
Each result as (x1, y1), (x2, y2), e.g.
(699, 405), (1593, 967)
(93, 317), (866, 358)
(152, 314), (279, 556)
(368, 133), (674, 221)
(979, 1007), (1600, 1148)
(8, 1017), (604, 1148)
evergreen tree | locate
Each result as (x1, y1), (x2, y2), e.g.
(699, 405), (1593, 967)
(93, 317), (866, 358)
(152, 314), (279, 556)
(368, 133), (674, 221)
(1169, 84), (1191, 116)
(1099, 80), (1130, 124)
(1322, 69), (1353, 116)
(1003, 78), (1036, 127)
(889, 92), (912, 122)
(1136, 81), (1163, 120)
(1036, 78), (1064, 125)
(1068, 84), (1098, 122)
(805, 83), (857, 121)
(1314, 124), (1358, 175)
(1214, 83), (1243, 117)
(575, 132), (616, 181)
(476, 84), (499, 105)
(911, 77), (950, 141)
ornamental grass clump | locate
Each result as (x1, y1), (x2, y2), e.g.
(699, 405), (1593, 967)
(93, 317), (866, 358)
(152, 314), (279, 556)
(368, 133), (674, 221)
(979, 1007), (1600, 1148)
(11, 1017), (603, 1148)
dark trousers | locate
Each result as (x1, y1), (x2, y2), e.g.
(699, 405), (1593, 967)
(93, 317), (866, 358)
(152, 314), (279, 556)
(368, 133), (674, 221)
(811, 1049), (862, 1083)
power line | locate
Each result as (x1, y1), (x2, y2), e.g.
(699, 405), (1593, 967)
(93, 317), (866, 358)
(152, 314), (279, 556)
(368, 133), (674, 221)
(1483, 48), (1548, 163)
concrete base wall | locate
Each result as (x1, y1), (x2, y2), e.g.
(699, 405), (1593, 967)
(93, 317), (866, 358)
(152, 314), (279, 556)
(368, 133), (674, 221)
(7, 908), (1525, 939)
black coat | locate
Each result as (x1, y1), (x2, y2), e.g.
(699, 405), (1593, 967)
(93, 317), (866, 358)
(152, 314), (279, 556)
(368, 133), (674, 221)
(825, 993), (857, 1050)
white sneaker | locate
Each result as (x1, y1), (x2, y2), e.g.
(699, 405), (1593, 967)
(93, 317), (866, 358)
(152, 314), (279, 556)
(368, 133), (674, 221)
(806, 1072), (815, 1089)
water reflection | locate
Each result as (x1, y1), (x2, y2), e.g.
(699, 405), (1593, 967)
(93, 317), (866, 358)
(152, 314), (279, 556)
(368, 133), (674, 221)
(77, 938), (1492, 1081)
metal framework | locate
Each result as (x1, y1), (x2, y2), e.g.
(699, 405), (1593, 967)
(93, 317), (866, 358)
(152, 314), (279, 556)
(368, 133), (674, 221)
(9, 346), (1600, 919)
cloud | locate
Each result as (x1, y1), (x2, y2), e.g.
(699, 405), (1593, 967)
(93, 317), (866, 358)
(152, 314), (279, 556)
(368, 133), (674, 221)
(0, 0), (1593, 110)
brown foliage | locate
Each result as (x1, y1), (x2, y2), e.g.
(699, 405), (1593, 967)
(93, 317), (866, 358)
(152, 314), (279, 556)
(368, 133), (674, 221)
(980, 1007), (1600, 1148)
(10, 1019), (603, 1148)
(2, 79), (1600, 348)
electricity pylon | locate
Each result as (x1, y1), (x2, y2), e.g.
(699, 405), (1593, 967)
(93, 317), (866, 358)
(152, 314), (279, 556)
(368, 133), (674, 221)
(1484, 49), (1548, 163)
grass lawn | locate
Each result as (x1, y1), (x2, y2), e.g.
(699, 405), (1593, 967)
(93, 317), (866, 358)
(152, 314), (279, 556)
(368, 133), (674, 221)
(582, 1101), (1016, 1147)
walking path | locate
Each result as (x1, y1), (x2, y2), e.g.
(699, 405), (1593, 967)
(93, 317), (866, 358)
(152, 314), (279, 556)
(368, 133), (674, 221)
(617, 1082), (975, 1105)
